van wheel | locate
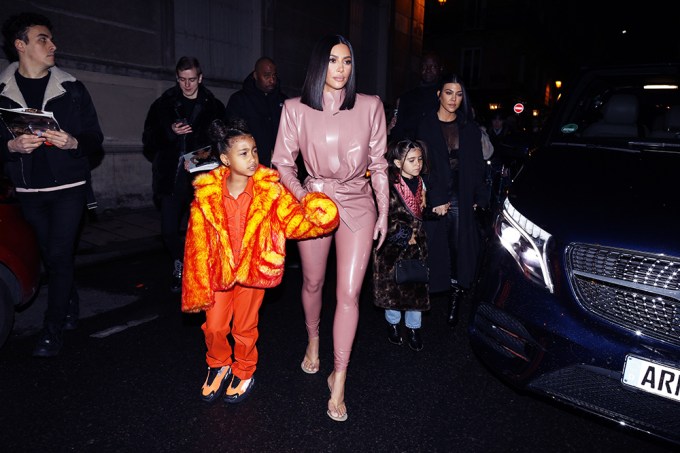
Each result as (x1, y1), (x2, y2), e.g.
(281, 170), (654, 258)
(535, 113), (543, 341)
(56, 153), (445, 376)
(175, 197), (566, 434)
(0, 280), (15, 349)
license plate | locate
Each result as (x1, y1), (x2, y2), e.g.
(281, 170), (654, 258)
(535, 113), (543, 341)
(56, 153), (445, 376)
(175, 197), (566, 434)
(622, 355), (680, 403)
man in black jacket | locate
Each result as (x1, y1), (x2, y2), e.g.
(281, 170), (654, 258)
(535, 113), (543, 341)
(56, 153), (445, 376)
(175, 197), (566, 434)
(225, 57), (287, 168)
(142, 57), (225, 293)
(0, 12), (104, 357)
(390, 52), (443, 141)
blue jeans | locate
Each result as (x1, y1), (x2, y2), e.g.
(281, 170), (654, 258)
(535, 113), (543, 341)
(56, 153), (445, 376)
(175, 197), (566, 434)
(17, 185), (86, 334)
(385, 309), (422, 329)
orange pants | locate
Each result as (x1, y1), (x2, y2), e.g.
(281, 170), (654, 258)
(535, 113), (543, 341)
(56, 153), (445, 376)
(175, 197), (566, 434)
(203, 285), (265, 380)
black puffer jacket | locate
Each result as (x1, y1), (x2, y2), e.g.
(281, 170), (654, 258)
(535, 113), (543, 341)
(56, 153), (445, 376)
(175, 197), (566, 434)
(0, 63), (103, 194)
(142, 84), (225, 197)
(225, 74), (287, 167)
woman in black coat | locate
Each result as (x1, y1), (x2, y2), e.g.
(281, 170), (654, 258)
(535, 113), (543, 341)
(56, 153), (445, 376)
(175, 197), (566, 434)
(416, 74), (489, 326)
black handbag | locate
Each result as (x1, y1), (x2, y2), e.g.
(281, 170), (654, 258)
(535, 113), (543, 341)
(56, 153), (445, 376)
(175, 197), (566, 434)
(394, 259), (429, 284)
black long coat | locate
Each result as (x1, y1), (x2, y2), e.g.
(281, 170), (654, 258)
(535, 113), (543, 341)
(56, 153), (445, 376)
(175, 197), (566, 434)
(416, 112), (489, 291)
(372, 181), (430, 311)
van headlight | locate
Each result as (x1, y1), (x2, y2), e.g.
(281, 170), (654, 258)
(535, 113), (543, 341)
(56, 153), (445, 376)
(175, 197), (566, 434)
(497, 198), (554, 293)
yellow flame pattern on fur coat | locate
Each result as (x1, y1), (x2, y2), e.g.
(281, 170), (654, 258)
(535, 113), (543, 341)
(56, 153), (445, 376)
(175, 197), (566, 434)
(181, 165), (339, 313)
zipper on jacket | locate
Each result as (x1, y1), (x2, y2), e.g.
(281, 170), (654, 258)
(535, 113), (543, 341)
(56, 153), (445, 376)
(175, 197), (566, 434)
(19, 157), (28, 187)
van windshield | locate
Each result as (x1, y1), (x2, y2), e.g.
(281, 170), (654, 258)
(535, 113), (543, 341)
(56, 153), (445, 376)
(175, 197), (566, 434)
(551, 66), (680, 149)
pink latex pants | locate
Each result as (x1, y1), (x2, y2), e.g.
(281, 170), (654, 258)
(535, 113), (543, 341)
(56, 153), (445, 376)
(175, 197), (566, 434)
(298, 216), (376, 371)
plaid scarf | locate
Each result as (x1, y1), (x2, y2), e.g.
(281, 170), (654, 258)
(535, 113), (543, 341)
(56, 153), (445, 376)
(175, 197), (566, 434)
(395, 175), (424, 220)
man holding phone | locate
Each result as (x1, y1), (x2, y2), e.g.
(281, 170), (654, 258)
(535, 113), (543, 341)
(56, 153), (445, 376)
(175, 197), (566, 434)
(142, 56), (225, 293)
(0, 12), (104, 357)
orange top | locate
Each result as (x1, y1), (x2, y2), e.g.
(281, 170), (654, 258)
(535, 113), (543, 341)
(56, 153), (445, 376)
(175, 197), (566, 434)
(223, 175), (254, 263)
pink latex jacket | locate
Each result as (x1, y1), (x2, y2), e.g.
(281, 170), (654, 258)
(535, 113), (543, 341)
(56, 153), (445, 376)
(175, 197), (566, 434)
(272, 90), (389, 232)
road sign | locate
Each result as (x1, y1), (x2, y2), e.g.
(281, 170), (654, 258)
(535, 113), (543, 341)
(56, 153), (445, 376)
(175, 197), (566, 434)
(513, 103), (524, 114)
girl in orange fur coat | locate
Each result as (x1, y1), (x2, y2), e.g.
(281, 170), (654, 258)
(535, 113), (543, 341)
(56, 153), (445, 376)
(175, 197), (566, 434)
(182, 118), (339, 404)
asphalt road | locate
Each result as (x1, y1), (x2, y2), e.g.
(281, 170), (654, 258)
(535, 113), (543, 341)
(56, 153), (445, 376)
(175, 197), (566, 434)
(0, 250), (676, 452)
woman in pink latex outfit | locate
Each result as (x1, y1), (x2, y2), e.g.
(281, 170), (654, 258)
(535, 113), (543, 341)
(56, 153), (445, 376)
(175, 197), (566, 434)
(272, 34), (389, 422)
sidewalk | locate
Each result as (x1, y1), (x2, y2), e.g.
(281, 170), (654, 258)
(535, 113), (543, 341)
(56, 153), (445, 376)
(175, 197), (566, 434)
(76, 207), (164, 267)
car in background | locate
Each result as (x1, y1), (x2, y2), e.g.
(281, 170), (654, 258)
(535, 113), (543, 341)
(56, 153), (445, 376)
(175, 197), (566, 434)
(469, 63), (680, 445)
(0, 173), (41, 348)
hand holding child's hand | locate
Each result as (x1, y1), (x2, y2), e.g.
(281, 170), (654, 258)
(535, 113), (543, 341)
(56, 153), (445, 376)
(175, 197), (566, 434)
(433, 203), (449, 216)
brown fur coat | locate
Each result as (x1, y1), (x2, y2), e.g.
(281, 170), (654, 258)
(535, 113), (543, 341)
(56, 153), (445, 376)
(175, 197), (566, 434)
(372, 181), (430, 311)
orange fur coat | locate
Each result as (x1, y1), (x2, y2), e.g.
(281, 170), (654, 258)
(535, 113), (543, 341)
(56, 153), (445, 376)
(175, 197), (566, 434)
(181, 165), (339, 313)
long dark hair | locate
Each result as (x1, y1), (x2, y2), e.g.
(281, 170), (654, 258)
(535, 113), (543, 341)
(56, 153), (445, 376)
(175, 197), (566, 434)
(301, 34), (356, 111)
(386, 139), (429, 185)
(438, 73), (472, 126)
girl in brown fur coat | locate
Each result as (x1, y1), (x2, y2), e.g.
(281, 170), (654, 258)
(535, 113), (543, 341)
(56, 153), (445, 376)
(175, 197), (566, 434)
(372, 139), (430, 351)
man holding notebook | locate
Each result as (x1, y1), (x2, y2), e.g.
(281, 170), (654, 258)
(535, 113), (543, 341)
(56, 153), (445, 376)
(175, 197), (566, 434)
(0, 12), (104, 357)
(142, 56), (225, 293)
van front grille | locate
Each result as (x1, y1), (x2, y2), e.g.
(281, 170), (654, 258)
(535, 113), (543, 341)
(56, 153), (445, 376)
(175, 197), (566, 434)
(566, 244), (680, 346)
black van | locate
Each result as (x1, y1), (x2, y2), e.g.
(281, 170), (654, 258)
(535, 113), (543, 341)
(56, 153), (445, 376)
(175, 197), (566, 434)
(469, 63), (680, 445)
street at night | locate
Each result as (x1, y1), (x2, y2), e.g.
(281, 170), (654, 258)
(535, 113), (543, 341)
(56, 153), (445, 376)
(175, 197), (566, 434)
(1, 2), (680, 452)
(1, 249), (676, 452)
